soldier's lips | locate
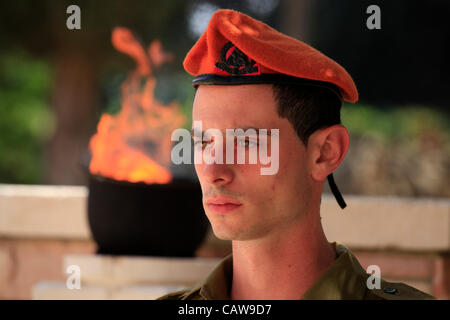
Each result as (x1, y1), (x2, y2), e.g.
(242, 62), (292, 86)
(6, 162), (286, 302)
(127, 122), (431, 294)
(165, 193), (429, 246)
(206, 197), (242, 214)
(207, 203), (242, 214)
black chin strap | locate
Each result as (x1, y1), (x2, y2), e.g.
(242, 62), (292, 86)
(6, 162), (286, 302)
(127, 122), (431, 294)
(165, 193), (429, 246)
(327, 173), (346, 209)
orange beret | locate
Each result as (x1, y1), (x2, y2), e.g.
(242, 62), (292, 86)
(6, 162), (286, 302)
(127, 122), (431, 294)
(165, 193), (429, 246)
(183, 9), (358, 103)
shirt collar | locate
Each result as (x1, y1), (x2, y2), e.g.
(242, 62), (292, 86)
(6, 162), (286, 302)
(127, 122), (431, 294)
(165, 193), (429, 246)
(301, 243), (368, 299)
(198, 253), (233, 300)
(188, 242), (368, 300)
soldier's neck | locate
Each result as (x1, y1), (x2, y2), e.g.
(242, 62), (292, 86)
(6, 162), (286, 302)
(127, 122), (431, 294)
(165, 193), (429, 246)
(230, 213), (336, 300)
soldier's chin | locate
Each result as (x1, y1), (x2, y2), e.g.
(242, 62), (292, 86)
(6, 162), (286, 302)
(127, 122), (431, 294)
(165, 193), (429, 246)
(209, 223), (239, 241)
(210, 223), (259, 241)
(210, 225), (233, 241)
(213, 233), (234, 241)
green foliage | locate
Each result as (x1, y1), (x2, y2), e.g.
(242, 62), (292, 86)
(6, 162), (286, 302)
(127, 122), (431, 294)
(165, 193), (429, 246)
(339, 103), (450, 197)
(342, 103), (450, 144)
(0, 50), (54, 183)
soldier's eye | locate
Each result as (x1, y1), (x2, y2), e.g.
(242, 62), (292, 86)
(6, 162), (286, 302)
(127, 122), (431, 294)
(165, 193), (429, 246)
(237, 138), (257, 148)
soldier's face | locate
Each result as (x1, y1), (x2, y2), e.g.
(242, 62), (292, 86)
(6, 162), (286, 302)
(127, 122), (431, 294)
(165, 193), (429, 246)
(193, 84), (312, 241)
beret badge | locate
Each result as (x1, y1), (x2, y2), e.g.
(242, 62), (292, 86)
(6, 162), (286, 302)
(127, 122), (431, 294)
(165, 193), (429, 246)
(214, 42), (261, 76)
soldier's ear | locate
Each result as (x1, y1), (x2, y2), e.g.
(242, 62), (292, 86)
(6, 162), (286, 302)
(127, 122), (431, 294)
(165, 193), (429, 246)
(307, 125), (349, 182)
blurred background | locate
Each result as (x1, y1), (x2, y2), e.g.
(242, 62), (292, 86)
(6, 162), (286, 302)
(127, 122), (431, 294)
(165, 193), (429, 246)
(0, 0), (448, 195)
(0, 0), (448, 299)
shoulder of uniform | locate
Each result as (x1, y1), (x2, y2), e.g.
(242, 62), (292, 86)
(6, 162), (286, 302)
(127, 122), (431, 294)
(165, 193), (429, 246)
(156, 286), (203, 300)
(156, 289), (190, 300)
(366, 281), (436, 300)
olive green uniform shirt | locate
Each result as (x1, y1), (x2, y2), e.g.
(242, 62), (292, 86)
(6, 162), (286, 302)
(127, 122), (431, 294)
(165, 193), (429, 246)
(158, 243), (435, 300)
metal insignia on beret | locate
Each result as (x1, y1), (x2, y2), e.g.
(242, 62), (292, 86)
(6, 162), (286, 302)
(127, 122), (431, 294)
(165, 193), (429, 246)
(215, 42), (260, 76)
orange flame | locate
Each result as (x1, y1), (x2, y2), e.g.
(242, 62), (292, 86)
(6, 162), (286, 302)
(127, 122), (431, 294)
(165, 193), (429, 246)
(89, 27), (185, 184)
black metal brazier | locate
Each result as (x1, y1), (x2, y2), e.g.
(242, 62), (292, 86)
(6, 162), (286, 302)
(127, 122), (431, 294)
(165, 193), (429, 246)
(87, 174), (208, 257)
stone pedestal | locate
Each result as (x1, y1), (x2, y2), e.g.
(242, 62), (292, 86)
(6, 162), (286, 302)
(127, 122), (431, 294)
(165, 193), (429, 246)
(32, 254), (221, 300)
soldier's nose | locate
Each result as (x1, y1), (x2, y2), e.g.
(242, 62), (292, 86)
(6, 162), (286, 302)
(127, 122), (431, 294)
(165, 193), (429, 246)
(195, 138), (234, 186)
(202, 162), (234, 187)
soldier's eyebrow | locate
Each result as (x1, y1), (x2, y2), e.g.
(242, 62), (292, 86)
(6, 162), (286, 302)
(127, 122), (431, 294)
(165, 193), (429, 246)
(190, 127), (273, 138)
(232, 127), (272, 136)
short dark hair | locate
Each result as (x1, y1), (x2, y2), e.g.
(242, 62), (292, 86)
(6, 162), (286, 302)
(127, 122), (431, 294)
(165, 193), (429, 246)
(272, 84), (342, 145)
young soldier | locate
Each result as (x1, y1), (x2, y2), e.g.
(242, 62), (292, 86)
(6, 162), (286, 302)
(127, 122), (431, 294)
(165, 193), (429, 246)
(159, 9), (434, 300)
